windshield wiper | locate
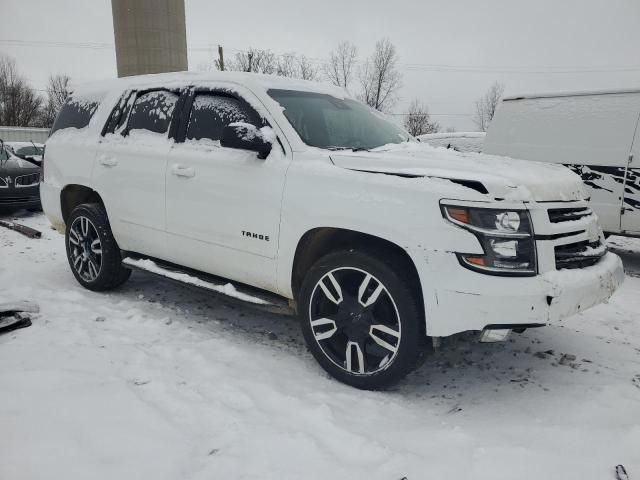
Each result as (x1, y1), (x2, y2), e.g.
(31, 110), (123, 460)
(326, 146), (370, 152)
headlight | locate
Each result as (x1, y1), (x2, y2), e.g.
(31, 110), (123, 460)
(441, 204), (537, 276)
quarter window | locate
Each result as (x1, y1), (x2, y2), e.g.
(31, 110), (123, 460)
(50, 96), (102, 135)
(127, 90), (179, 135)
(186, 93), (263, 142)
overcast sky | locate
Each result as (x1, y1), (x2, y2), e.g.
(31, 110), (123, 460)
(2, 0), (640, 130)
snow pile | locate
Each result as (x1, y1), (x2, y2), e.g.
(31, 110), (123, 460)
(123, 257), (270, 305)
(1, 214), (640, 480)
(331, 141), (587, 202)
(418, 132), (486, 153)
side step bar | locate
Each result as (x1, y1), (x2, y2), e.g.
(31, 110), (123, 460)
(122, 255), (295, 316)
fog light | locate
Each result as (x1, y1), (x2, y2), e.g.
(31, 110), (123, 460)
(495, 211), (521, 232)
(479, 329), (511, 342)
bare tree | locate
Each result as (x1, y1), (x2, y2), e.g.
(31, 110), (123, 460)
(220, 47), (317, 81)
(276, 53), (297, 77)
(297, 55), (317, 81)
(358, 38), (402, 112)
(41, 74), (70, 127)
(403, 99), (440, 136)
(0, 56), (42, 127)
(324, 41), (357, 89)
(225, 48), (277, 74)
(473, 81), (505, 131)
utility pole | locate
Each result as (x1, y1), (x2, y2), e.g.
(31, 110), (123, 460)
(217, 45), (225, 71)
(247, 51), (253, 72)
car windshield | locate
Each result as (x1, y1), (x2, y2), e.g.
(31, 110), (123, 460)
(267, 89), (410, 150)
(15, 146), (44, 157)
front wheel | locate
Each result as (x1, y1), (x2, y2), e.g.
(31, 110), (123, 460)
(65, 203), (131, 291)
(298, 250), (425, 389)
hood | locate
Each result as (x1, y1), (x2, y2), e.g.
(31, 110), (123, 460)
(0, 155), (41, 174)
(330, 142), (587, 202)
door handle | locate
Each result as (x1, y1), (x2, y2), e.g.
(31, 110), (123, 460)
(98, 155), (118, 167)
(171, 164), (196, 178)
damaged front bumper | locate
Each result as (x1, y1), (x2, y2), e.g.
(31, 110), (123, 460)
(542, 252), (624, 322)
(423, 251), (624, 338)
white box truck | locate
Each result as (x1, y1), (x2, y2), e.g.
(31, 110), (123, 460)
(484, 89), (640, 237)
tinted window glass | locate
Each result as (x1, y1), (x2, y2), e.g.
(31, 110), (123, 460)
(186, 93), (262, 142)
(50, 97), (101, 134)
(102, 90), (136, 136)
(127, 90), (179, 135)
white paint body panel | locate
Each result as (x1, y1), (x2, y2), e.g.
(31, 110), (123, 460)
(42, 72), (624, 338)
(484, 91), (640, 235)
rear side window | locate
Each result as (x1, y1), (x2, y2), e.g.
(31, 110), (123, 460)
(50, 97), (101, 134)
(127, 90), (179, 135)
(186, 93), (263, 142)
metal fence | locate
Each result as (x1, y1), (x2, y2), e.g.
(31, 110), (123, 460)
(0, 126), (49, 144)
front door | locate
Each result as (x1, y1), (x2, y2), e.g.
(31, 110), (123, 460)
(622, 118), (640, 233)
(165, 85), (290, 291)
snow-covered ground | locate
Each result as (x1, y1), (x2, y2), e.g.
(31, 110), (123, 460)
(1, 212), (639, 480)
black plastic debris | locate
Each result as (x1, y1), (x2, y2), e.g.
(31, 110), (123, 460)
(0, 220), (42, 239)
(616, 464), (629, 480)
(0, 301), (38, 335)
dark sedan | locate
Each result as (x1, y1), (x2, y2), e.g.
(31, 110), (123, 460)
(0, 145), (42, 212)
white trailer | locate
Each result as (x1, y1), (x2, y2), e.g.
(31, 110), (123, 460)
(484, 89), (640, 236)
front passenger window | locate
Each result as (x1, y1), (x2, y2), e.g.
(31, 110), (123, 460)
(127, 90), (179, 135)
(186, 93), (262, 142)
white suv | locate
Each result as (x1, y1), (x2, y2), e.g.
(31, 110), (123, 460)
(41, 72), (624, 389)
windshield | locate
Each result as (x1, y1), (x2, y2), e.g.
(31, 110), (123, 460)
(14, 146), (44, 157)
(267, 89), (410, 150)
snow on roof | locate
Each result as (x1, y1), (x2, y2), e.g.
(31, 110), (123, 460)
(71, 71), (348, 100)
(417, 132), (486, 154)
(4, 141), (44, 148)
(504, 87), (640, 101)
(418, 132), (485, 140)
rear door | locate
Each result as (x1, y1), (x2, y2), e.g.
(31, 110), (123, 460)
(93, 88), (181, 258)
(622, 115), (640, 233)
(164, 85), (290, 291)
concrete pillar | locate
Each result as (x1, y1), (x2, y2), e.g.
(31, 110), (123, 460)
(111, 0), (188, 77)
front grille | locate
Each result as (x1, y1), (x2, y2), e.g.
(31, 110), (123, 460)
(0, 196), (35, 204)
(555, 239), (606, 270)
(15, 173), (40, 187)
(0, 177), (6, 188)
(548, 207), (593, 223)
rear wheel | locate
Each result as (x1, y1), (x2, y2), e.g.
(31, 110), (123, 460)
(299, 249), (425, 389)
(65, 203), (130, 291)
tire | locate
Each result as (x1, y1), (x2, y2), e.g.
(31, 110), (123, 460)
(65, 203), (131, 291)
(298, 249), (425, 390)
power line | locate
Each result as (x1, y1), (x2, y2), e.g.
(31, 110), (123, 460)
(3, 38), (640, 75)
(388, 112), (474, 116)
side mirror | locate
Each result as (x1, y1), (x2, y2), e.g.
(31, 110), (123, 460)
(221, 123), (272, 159)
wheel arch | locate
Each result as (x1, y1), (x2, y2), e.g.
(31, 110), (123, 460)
(60, 184), (104, 224)
(290, 227), (424, 320)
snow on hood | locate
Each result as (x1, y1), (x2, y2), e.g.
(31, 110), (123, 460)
(330, 142), (587, 202)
